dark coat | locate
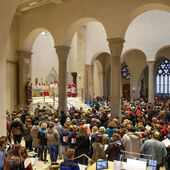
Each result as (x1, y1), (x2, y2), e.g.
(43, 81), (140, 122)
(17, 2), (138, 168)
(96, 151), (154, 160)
(105, 140), (123, 161)
(38, 129), (47, 146)
(75, 136), (90, 156)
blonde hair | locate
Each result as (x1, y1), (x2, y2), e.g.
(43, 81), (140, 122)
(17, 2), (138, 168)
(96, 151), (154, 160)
(41, 122), (47, 129)
(99, 126), (106, 133)
(108, 121), (117, 128)
(79, 125), (88, 136)
(92, 126), (98, 134)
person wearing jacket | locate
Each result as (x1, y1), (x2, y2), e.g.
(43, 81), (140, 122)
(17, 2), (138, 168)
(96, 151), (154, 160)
(30, 121), (40, 155)
(92, 135), (105, 161)
(60, 149), (80, 170)
(68, 125), (78, 149)
(60, 123), (70, 160)
(46, 122), (59, 163)
(75, 125), (90, 165)
(141, 131), (167, 170)
(105, 133), (123, 161)
(23, 119), (33, 151)
(10, 118), (23, 144)
(38, 122), (47, 161)
(122, 129), (142, 158)
(106, 121), (117, 138)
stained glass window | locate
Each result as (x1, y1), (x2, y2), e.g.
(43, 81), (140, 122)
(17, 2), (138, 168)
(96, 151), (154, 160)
(156, 59), (170, 94)
(122, 65), (130, 79)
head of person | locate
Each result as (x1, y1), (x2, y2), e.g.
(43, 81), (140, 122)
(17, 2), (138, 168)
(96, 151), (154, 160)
(25, 118), (31, 126)
(5, 156), (21, 170)
(81, 119), (86, 125)
(8, 144), (22, 157)
(66, 149), (75, 160)
(79, 125), (88, 136)
(41, 122), (47, 130)
(152, 117), (157, 124)
(152, 131), (160, 140)
(49, 121), (55, 128)
(92, 126), (98, 134)
(91, 118), (96, 123)
(99, 126), (106, 134)
(112, 133), (121, 141)
(0, 138), (6, 150)
(108, 121), (117, 129)
(94, 135), (103, 145)
(20, 146), (28, 159)
(72, 125), (78, 133)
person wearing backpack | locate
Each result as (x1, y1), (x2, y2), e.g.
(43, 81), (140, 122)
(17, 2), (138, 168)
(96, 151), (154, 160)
(60, 149), (79, 170)
(46, 122), (59, 164)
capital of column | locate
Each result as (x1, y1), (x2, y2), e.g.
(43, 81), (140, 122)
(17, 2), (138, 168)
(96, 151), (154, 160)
(147, 60), (155, 69)
(107, 38), (125, 57)
(16, 50), (33, 58)
(54, 45), (70, 61)
(85, 64), (94, 71)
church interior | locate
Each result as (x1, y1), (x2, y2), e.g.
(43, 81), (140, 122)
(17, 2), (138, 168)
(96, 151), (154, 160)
(0, 0), (170, 169)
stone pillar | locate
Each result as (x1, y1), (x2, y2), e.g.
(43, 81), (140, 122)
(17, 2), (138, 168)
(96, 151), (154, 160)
(85, 64), (94, 99)
(55, 45), (70, 115)
(17, 50), (32, 108)
(147, 61), (155, 104)
(77, 26), (86, 95)
(0, 55), (6, 136)
(108, 38), (125, 119)
(98, 71), (104, 97)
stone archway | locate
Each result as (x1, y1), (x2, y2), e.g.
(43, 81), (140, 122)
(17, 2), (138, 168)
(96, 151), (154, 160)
(122, 49), (147, 98)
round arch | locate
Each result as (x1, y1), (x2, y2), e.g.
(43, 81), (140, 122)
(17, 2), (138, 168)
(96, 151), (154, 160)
(122, 3), (170, 38)
(122, 48), (147, 98)
(156, 45), (170, 60)
(91, 51), (110, 65)
(122, 48), (147, 61)
(64, 17), (108, 46)
(23, 28), (55, 51)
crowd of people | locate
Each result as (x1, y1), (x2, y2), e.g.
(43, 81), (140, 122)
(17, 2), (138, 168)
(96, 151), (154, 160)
(1, 96), (169, 170)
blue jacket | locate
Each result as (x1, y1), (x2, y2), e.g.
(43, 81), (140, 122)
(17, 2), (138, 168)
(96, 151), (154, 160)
(60, 159), (80, 170)
(106, 128), (116, 138)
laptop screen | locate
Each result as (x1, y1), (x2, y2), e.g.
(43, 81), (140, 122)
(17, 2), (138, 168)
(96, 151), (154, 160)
(96, 160), (108, 170)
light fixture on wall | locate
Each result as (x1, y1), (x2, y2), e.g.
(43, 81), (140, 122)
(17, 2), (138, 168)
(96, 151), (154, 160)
(132, 87), (136, 93)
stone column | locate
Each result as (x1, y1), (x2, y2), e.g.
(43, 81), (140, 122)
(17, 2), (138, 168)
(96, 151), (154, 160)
(98, 71), (104, 97)
(17, 50), (32, 108)
(85, 64), (94, 99)
(0, 55), (6, 136)
(108, 38), (125, 119)
(55, 45), (70, 115)
(147, 61), (155, 104)
(77, 26), (86, 96)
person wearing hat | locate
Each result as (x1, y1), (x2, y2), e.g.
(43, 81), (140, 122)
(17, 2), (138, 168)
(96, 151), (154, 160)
(141, 131), (167, 170)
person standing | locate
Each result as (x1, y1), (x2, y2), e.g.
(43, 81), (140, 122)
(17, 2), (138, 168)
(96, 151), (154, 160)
(38, 123), (48, 161)
(141, 131), (167, 170)
(46, 122), (59, 164)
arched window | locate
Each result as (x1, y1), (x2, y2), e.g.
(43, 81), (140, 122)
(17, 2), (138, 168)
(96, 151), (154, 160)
(156, 59), (170, 94)
(122, 65), (130, 79)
